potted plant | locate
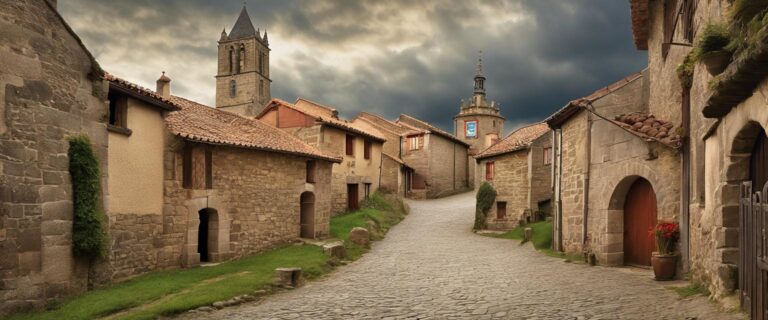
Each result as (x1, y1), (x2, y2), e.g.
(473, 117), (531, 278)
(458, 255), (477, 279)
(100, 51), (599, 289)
(651, 221), (680, 281)
(695, 23), (732, 75)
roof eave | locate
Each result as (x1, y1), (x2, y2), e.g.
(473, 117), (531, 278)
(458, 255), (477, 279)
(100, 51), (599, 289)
(109, 82), (180, 111)
(176, 134), (343, 163)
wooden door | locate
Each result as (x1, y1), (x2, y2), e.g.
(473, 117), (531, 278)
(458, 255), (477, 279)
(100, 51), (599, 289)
(742, 129), (768, 320)
(623, 178), (657, 266)
(347, 184), (359, 211)
(198, 209), (210, 262)
(300, 192), (315, 238)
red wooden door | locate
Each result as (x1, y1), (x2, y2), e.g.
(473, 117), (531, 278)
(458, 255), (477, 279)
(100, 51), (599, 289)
(347, 184), (359, 211)
(623, 178), (657, 266)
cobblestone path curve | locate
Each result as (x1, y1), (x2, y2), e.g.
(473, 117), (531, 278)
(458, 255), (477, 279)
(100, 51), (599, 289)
(187, 192), (743, 320)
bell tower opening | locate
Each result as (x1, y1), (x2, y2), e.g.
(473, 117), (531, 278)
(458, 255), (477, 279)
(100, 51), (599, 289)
(215, 5), (271, 117)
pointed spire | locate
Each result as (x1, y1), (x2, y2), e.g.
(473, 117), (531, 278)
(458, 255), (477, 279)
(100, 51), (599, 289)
(219, 28), (228, 41)
(263, 30), (269, 44)
(229, 5), (257, 40)
(476, 50), (483, 75)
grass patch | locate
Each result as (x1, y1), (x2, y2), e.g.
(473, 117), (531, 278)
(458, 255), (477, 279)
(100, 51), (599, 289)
(671, 282), (711, 299)
(9, 245), (330, 320)
(330, 193), (407, 260)
(486, 221), (553, 250)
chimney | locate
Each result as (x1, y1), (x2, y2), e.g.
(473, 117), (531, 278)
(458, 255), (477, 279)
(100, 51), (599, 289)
(156, 72), (171, 99)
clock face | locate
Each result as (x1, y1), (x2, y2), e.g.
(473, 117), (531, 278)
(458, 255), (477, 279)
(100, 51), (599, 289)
(465, 121), (477, 138)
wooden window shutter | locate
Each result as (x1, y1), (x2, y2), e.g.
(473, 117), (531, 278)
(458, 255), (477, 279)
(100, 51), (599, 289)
(346, 134), (354, 156)
(681, 0), (696, 43)
(182, 146), (193, 189)
(662, 0), (680, 59)
(364, 140), (372, 159)
(205, 149), (213, 189)
(486, 162), (495, 180)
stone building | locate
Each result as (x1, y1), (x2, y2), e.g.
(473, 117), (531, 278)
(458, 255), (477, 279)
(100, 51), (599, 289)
(353, 112), (414, 198)
(0, 0), (108, 314)
(474, 123), (551, 230)
(215, 6), (271, 117)
(629, 0), (768, 315)
(547, 71), (683, 267)
(256, 98), (385, 213)
(397, 114), (471, 199)
(99, 73), (339, 284)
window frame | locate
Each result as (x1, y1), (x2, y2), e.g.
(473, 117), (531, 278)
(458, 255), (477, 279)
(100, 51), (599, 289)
(306, 160), (316, 183)
(345, 134), (355, 156)
(408, 135), (420, 151)
(364, 139), (372, 159)
(229, 80), (237, 98)
(543, 147), (553, 165)
(485, 161), (495, 181)
(496, 201), (507, 219)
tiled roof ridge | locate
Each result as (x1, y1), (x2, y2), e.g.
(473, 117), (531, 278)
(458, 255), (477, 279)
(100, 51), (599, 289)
(475, 122), (549, 159)
(265, 98), (386, 142)
(398, 114), (469, 147)
(166, 95), (342, 162)
(104, 72), (178, 108)
(295, 98), (338, 113)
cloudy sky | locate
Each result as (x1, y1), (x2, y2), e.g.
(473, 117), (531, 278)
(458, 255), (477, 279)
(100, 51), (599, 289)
(60, 0), (647, 133)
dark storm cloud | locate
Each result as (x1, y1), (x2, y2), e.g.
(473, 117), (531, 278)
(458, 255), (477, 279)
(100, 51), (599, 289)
(59, 0), (646, 133)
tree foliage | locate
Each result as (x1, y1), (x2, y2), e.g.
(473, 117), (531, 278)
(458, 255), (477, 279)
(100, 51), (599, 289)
(474, 182), (497, 230)
(68, 134), (108, 259)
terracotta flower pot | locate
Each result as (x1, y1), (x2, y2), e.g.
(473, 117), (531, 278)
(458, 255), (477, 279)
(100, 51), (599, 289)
(700, 51), (731, 76)
(651, 253), (677, 281)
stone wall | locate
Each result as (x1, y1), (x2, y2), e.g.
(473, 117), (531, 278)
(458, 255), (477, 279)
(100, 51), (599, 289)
(380, 156), (403, 196)
(454, 113), (504, 154)
(479, 151), (530, 230)
(427, 133), (469, 198)
(320, 126), (381, 214)
(0, 0), (108, 315)
(528, 133), (552, 214)
(558, 111), (587, 254)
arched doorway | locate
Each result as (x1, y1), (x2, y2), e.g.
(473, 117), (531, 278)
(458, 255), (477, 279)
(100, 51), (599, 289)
(623, 178), (657, 266)
(300, 192), (315, 238)
(198, 208), (218, 262)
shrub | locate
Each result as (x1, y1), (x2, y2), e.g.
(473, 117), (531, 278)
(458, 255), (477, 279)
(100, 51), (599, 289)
(695, 23), (731, 57)
(676, 51), (696, 89)
(474, 182), (496, 230)
(67, 134), (108, 259)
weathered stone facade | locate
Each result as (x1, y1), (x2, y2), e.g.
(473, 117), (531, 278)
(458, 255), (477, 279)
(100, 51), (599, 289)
(454, 60), (505, 155)
(0, 0), (108, 314)
(549, 71), (682, 266)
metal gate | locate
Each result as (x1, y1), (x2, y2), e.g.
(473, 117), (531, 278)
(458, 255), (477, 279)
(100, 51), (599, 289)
(739, 181), (768, 320)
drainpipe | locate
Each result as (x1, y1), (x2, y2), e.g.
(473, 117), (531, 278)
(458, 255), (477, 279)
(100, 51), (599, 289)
(582, 103), (593, 249)
(680, 88), (691, 272)
(555, 128), (564, 252)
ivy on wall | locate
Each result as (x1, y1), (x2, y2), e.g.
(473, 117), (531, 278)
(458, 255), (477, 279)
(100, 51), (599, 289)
(474, 182), (497, 230)
(67, 134), (108, 259)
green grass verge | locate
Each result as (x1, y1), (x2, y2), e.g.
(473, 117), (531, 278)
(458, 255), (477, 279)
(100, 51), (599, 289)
(486, 221), (553, 250)
(10, 193), (407, 320)
(671, 282), (711, 299)
(330, 193), (407, 260)
(9, 245), (330, 320)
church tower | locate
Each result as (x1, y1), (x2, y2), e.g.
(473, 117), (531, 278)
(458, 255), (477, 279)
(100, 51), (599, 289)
(454, 55), (505, 154)
(215, 6), (271, 117)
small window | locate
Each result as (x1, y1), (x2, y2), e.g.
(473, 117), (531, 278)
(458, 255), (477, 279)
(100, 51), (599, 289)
(364, 183), (371, 199)
(306, 160), (316, 183)
(108, 92), (128, 128)
(205, 150), (213, 189)
(228, 47), (234, 74)
(238, 44), (245, 72)
(364, 140), (372, 159)
(496, 201), (507, 219)
(543, 147), (553, 165)
(409, 136), (420, 151)
(345, 134), (354, 156)
(182, 146), (193, 189)
(229, 80), (237, 98)
(259, 79), (264, 96)
(258, 50), (263, 74)
(485, 161), (495, 180)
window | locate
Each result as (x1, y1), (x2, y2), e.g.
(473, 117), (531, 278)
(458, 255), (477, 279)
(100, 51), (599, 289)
(259, 79), (264, 96)
(485, 161), (495, 180)
(364, 183), (371, 199)
(238, 44), (245, 72)
(258, 50), (263, 74)
(496, 201), (507, 219)
(306, 160), (316, 183)
(229, 80), (236, 97)
(108, 92), (128, 128)
(345, 134), (354, 156)
(465, 120), (477, 138)
(182, 146), (213, 190)
(543, 147), (553, 165)
(228, 47), (234, 74)
(364, 140), (372, 159)
(408, 136), (420, 151)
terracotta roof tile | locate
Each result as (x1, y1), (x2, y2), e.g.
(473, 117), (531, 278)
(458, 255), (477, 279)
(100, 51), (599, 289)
(105, 73), (179, 111)
(262, 99), (386, 142)
(397, 114), (469, 147)
(475, 123), (550, 160)
(611, 112), (682, 148)
(165, 96), (341, 162)
(629, 0), (650, 50)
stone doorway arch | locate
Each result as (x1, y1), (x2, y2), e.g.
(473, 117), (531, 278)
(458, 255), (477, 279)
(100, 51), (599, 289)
(300, 192), (315, 238)
(181, 194), (230, 267)
(622, 178), (657, 266)
(197, 208), (218, 262)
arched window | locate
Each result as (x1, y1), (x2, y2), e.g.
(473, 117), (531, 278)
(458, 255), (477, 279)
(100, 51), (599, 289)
(259, 79), (264, 96)
(258, 50), (263, 74)
(229, 80), (236, 97)
(238, 44), (245, 72)
(228, 47), (234, 74)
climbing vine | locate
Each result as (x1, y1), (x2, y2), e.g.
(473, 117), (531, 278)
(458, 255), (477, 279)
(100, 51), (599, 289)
(474, 182), (497, 230)
(68, 134), (108, 259)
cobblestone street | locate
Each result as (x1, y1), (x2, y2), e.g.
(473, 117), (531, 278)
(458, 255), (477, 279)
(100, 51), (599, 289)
(187, 192), (742, 320)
